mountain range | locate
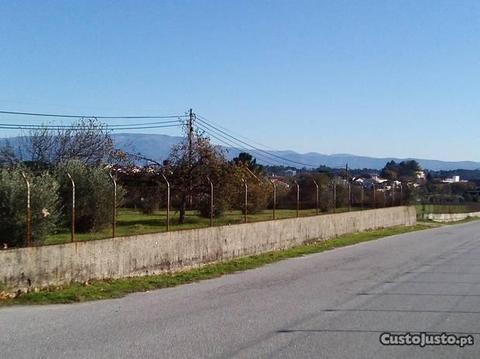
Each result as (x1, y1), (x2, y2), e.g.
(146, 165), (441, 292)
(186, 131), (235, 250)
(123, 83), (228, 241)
(112, 133), (480, 171)
(0, 133), (477, 171)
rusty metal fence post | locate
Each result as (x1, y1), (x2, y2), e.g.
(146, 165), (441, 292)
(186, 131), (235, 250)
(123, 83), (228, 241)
(242, 178), (248, 223)
(66, 172), (75, 242)
(313, 179), (319, 215)
(21, 172), (32, 247)
(270, 179), (277, 220)
(161, 173), (170, 232)
(206, 176), (214, 226)
(332, 179), (337, 213)
(392, 182), (396, 206)
(361, 185), (365, 210)
(241, 167), (263, 223)
(109, 172), (117, 238)
(348, 181), (352, 211)
(399, 183), (403, 205)
(294, 180), (300, 217)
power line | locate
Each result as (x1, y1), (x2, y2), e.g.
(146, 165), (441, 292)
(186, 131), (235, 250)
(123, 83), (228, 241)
(0, 109), (187, 119)
(196, 123), (285, 166)
(0, 119), (180, 128)
(0, 108), (319, 167)
(196, 115), (316, 167)
(0, 123), (182, 131)
(196, 115), (317, 168)
(197, 120), (315, 167)
(196, 114), (279, 151)
(197, 124), (292, 166)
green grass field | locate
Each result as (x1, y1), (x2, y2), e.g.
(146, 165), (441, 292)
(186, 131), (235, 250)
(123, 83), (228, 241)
(45, 207), (355, 245)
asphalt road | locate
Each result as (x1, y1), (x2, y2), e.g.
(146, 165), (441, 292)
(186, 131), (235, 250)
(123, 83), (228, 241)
(2, 221), (480, 358)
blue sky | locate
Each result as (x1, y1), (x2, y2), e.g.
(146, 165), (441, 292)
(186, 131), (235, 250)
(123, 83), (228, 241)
(0, 0), (479, 161)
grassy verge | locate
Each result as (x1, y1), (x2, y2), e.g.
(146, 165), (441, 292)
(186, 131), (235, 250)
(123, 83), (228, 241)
(2, 224), (430, 306)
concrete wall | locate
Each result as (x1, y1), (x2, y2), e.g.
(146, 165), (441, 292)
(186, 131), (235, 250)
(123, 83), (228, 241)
(423, 211), (480, 223)
(0, 206), (416, 292)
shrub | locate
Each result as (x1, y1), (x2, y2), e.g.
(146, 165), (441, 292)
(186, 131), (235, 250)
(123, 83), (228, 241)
(197, 192), (229, 218)
(128, 183), (162, 214)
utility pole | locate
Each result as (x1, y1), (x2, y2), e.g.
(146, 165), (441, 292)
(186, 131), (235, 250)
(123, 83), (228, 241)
(188, 108), (194, 208)
(188, 109), (194, 159)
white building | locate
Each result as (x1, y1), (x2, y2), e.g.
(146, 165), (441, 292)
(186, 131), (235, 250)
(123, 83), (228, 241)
(416, 171), (426, 180)
(442, 175), (466, 184)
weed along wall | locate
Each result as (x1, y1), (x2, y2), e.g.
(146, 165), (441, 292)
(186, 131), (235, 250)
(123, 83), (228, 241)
(0, 206), (416, 292)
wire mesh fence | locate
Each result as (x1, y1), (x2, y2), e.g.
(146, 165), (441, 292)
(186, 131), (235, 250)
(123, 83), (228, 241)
(417, 200), (480, 216)
(3, 172), (416, 249)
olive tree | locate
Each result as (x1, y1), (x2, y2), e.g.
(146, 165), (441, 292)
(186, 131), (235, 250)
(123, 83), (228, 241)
(0, 168), (59, 247)
(56, 161), (125, 232)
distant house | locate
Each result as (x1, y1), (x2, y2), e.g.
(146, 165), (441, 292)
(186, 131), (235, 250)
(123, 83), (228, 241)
(416, 171), (426, 180)
(371, 175), (388, 184)
(442, 175), (468, 184)
(357, 174), (388, 189)
(352, 177), (364, 185)
(352, 174), (387, 189)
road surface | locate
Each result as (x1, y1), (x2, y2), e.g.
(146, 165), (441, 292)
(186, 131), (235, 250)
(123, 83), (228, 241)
(2, 221), (480, 358)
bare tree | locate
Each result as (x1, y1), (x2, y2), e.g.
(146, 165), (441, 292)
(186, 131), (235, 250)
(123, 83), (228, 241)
(0, 118), (126, 167)
(0, 140), (19, 167)
(34, 118), (114, 165)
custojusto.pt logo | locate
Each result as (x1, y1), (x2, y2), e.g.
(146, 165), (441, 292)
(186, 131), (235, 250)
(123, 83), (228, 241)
(379, 332), (474, 348)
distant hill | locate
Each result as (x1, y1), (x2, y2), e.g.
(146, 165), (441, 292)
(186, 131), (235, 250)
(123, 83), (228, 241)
(112, 133), (480, 171)
(113, 133), (181, 162)
(1, 133), (479, 171)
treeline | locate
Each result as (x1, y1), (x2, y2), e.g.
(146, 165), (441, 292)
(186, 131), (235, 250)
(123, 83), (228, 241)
(0, 119), (420, 248)
(0, 120), (124, 247)
(427, 169), (480, 182)
(0, 161), (122, 247)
